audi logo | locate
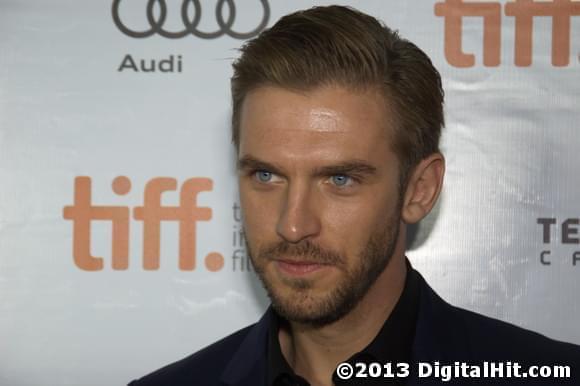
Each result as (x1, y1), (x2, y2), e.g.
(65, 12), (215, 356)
(112, 0), (270, 39)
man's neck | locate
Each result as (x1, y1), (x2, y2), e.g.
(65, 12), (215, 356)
(278, 254), (408, 386)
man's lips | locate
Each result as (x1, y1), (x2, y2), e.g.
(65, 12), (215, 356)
(275, 259), (331, 276)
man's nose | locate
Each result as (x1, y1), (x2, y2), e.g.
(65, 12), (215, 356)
(276, 183), (321, 243)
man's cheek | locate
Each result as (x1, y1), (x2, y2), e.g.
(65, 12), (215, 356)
(250, 198), (281, 229)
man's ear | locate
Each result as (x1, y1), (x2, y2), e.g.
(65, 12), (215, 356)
(401, 153), (445, 224)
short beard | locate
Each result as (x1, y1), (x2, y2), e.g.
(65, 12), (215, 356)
(246, 215), (400, 328)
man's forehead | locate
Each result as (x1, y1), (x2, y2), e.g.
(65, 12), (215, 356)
(238, 126), (389, 171)
(303, 107), (345, 133)
(238, 85), (395, 151)
(236, 86), (400, 176)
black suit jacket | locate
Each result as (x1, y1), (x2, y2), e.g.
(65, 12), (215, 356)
(129, 270), (580, 385)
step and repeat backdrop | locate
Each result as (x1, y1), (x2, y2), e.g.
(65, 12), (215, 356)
(1, 0), (579, 385)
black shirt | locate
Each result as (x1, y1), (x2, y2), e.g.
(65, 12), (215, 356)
(267, 261), (420, 386)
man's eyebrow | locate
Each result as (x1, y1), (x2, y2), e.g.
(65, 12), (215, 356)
(237, 156), (284, 175)
(314, 161), (377, 177)
(237, 156), (378, 177)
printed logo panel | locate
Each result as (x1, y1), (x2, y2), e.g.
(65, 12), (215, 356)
(62, 176), (243, 272)
(112, 0), (270, 39)
(537, 217), (580, 266)
(435, 0), (580, 67)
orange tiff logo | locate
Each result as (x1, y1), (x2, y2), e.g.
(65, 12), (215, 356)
(435, 0), (580, 67)
(62, 176), (224, 271)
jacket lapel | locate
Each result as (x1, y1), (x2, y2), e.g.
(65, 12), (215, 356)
(220, 307), (272, 386)
(408, 271), (472, 385)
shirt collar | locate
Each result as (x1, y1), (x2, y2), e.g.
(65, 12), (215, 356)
(267, 259), (420, 386)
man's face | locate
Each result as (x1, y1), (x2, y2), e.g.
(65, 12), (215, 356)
(237, 85), (404, 326)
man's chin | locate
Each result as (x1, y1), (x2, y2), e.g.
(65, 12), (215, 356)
(265, 286), (352, 327)
(256, 265), (355, 326)
(272, 303), (349, 328)
(271, 301), (332, 326)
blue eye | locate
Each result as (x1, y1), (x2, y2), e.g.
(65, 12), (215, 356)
(256, 171), (273, 182)
(331, 175), (350, 186)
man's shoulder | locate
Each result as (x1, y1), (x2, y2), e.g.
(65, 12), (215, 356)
(415, 274), (580, 384)
(416, 270), (580, 363)
(128, 323), (257, 386)
(450, 302), (580, 360)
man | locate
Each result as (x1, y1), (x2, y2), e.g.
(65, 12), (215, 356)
(129, 5), (579, 386)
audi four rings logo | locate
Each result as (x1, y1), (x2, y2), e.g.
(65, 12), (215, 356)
(112, 0), (270, 39)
